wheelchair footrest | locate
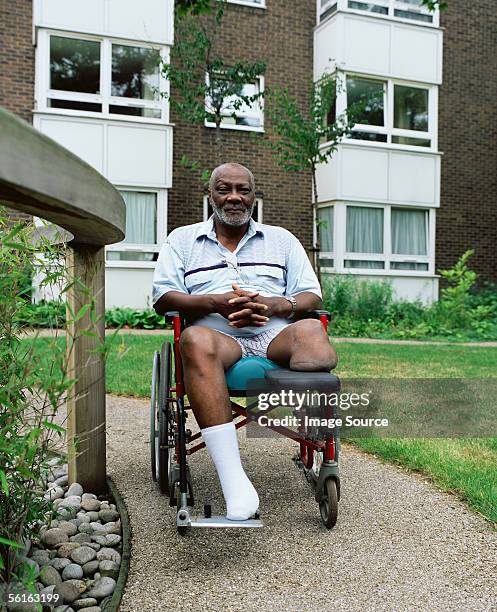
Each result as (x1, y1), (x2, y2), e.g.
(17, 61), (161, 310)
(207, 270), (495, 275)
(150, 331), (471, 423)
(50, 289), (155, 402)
(190, 515), (263, 528)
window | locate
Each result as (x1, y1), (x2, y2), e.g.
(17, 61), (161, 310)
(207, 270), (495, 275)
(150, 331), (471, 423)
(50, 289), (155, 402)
(318, 204), (432, 273)
(203, 196), (263, 222)
(228, 0), (266, 6)
(318, 206), (335, 269)
(106, 190), (166, 264)
(340, 76), (433, 149)
(44, 32), (166, 121)
(343, 0), (434, 24)
(320, 0), (338, 21)
(205, 75), (264, 131)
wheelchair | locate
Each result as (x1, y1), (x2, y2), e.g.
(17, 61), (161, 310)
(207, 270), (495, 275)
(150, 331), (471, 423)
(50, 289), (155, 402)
(150, 310), (341, 534)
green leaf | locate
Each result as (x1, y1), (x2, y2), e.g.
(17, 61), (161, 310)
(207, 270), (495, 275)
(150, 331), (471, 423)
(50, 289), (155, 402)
(75, 303), (91, 322)
(43, 420), (66, 434)
(0, 535), (23, 548)
(0, 469), (9, 496)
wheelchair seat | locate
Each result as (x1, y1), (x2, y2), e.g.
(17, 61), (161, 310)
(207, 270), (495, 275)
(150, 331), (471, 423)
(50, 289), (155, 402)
(226, 356), (280, 394)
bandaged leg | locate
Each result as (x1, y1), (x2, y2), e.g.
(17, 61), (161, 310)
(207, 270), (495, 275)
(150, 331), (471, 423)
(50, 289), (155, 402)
(201, 421), (259, 520)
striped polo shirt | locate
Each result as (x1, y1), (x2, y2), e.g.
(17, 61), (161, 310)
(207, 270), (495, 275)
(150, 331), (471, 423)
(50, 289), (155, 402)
(152, 215), (321, 337)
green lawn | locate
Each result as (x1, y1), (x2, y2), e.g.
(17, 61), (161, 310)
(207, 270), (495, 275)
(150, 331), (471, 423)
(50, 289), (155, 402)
(25, 333), (497, 524)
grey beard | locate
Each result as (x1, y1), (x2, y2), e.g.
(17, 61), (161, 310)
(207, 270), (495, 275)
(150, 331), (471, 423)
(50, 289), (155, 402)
(211, 201), (255, 227)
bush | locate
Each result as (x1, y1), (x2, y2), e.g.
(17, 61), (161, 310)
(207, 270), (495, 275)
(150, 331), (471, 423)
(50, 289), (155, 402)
(0, 210), (72, 589)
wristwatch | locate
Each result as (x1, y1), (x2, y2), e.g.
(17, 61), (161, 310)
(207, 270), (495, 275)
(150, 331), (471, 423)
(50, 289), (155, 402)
(284, 295), (298, 320)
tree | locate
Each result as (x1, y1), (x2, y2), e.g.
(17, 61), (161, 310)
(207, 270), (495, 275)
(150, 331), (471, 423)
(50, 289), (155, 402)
(161, 0), (266, 166)
(421, 0), (448, 9)
(265, 74), (369, 280)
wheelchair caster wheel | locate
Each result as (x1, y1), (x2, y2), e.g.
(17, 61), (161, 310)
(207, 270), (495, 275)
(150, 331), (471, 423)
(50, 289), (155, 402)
(319, 478), (338, 529)
(204, 504), (212, 518)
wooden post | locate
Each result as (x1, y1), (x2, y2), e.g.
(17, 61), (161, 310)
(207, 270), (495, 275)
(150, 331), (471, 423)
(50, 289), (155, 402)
(66, 245), (107, 493)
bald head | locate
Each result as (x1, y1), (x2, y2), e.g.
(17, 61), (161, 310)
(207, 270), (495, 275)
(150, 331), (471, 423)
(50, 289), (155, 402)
(209, 163), (255, 192)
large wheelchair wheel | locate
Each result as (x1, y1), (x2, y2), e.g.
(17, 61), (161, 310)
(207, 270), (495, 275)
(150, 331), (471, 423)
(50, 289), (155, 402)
(150, 351), (160, 482)
(157, 342), (174, 496)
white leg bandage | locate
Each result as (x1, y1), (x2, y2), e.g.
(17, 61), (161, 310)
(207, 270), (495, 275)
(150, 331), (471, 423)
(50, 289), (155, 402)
(201, 421), (259, 521)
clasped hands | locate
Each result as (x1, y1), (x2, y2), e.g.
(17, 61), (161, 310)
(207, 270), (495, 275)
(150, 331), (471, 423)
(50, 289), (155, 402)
(214, 283), (276, 328)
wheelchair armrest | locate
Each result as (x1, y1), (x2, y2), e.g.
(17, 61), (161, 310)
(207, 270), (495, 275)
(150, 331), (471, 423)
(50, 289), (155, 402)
(297, 309), (331, 321)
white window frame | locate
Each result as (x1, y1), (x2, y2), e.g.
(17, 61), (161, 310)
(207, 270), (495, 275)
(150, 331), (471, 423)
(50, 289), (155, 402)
(105, 188), (167, 269)
(317, 0), (439, 28)
(36, 29), (169, 125)
(204, 73), (265, 133)
(331, 73), (437, 152)
(227, 0), (266, 8)
(203, 195), (263, 222)
(318, 202), (436, 276)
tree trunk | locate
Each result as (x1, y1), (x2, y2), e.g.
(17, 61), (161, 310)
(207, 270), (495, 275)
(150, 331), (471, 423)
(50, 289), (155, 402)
(215, 119), (224, 164)
(311, 164), (321, 285)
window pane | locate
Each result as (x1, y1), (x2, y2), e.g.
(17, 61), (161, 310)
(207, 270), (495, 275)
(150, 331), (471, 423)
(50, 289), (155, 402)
(394, 85), (428, 132)
(348, 131), (388, 143)
(320, 2), (338, 20)
(391, 262), (429, 271)
(106, 251), (157, 262)
(394, 0), (432, 22)
(109, 105), (161, 119)
(347, 77), (385, 127)
(50, 36), (100, 94)
(48, 99), (102, 113)
(208, 77), (261, 127)
(320, 258), (335, 268)
(392, 136), (431, 147)
(391, 209), (428, 256)
(394, 9), (433, 22)
(112, 45), (161, 100)
(120, 191), (157, 244)
(345, 260), (385, 269)
(318, 207), (334, 252)
(346, 206), (384, 253)
(348, 1), (388, 14)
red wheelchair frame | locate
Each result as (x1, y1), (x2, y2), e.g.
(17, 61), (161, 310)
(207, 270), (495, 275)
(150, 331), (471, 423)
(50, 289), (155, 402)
(150, 310), (341, 532)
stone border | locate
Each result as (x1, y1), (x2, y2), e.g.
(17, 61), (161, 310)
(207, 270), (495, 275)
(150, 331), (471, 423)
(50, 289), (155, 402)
(101, 478), (131, 612)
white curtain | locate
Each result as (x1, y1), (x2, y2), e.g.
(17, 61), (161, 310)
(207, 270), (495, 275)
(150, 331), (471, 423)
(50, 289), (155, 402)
(391, 208), (427, 255)
(120, 191), (157, 244)
(345, 206), (384, 270)
(318, 207), (334, 252)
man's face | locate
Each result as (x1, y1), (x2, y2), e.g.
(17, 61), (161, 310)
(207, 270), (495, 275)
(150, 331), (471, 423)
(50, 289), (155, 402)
(209, 167), (255, 227)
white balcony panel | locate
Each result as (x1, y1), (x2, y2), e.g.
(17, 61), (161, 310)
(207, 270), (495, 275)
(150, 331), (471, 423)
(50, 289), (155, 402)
(35, 116), (105, 173)
(36, 0), (105, 34)
(107, 0), (173, 44)
(36, 0), (174, 44)
(314, 13), (442, 84)
(341, 147), (389, 200)
(391, 24), (441, 83)
(389, 151), (437, 205)
(107, 124), (171, 187)
(33, 113), (172, 188)
(106, 267), (155, 309)
(317, 144), (440, 207)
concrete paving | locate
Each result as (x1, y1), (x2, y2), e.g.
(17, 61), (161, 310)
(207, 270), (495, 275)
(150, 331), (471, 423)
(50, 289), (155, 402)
(107, 394), (497, 612)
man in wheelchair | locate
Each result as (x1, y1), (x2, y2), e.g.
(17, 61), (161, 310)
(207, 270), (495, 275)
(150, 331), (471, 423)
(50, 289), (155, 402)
(152, 162), (337, 521)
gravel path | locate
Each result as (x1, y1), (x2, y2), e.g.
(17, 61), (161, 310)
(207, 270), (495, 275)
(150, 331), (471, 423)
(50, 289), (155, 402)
(107, 395), (496, 612)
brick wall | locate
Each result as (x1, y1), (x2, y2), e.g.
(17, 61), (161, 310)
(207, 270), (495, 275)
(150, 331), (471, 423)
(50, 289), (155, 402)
(437, 2), (497, 284)
(168, 0), (316, 250)
(0, 0), (35, 222)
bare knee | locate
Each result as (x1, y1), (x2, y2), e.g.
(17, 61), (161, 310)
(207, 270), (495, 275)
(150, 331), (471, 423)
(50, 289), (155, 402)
(179, 326), (217, 363)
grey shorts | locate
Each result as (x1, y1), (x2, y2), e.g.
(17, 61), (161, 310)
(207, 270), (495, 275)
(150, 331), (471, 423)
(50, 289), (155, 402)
(218, 324), (292, 358)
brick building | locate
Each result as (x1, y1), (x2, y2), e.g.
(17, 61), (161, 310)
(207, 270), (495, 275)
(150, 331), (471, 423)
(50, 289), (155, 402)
(0, 0), (495, 308)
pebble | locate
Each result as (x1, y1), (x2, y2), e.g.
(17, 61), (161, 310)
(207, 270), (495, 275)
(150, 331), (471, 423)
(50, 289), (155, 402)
(105, 534), (121, 547)
(42, 528), (68, 547)
(16, 557), (40, 579)
(90, 522), (106, 533)
(65, 579), (87, 594)
(71, 546), (97, 565)
(65, 483), (84, 497)
(81, 499), (100, 512)
(44, 486), (64, 501)
(82, 560), (100, 577)
(82, 493), (97, 501)
(98, 509), (119, 523)
(49, 519), (61, 528)
(57, 507), (77, 520)
(86, 542), (101, 551)
(98, 560), (119, 580)
(59, 496), (82, 512)
(75, 513), (91, 525)
(54, 475), (69, 487)
(39, 565), (62, 586)
(70, 533), (92, 544)
(81, 607), (101, 612)
(58, 521), (78, 536)
(54, 581), (80, 604)
(62, 563), (84, 580)
(31, 550), (51, 565)
(73, 598), (98, 609)
(91, 535), (107, 546)
(51, 558), (71, 571)
(54, 607), (74, 612)
(87, 511), (100, 522)
(78, 523), (94, 534)
(86, 576), (116, 599)
(57, 542), (81, 558)
(96, 548), (121, 564)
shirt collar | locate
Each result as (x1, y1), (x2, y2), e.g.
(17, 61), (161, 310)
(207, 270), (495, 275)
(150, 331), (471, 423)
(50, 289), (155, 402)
(197, 214), (264, 241)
